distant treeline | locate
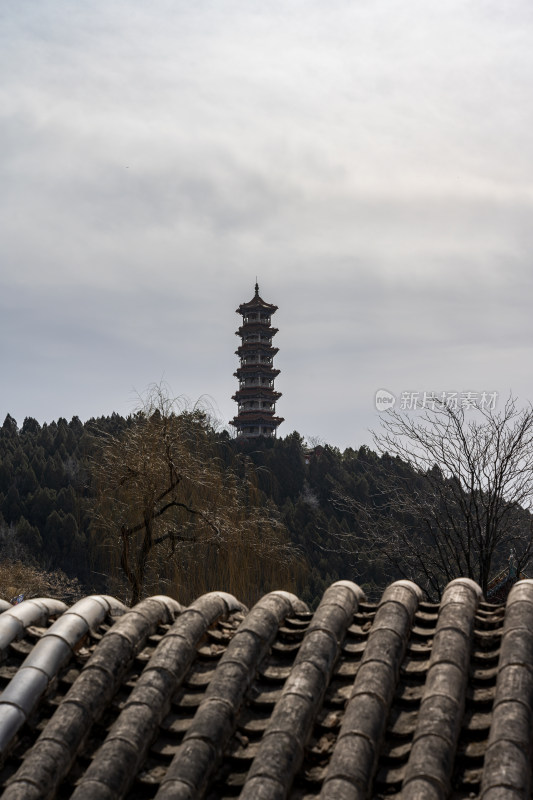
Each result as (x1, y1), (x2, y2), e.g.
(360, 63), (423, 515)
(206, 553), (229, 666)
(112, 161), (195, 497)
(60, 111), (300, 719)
(0, 412), (376, 602)
(0, 412), (524, 605)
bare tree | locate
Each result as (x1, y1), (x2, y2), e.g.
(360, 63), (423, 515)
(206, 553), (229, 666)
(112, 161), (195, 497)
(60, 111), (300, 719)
(90, 386), (298, 605)
(336, 396), (533, 598)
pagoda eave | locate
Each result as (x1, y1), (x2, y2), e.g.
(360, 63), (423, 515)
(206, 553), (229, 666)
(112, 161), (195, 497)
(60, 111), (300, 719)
(232, 391), (282, 403)
(235, 365), (280, 375)
(236, 298), (278, 314)
(234, 365), (278, 374)
(236, 345), (279, 356)
(236, 326), (278, 337)
(231, 414), (284, 426)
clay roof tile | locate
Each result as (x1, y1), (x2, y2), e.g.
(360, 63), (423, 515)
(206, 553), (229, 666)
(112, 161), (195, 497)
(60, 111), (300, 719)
(1, 579), (532, 798)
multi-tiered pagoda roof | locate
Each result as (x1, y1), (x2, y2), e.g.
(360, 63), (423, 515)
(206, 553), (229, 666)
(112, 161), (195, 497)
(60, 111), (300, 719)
(230, 283), (283, 438)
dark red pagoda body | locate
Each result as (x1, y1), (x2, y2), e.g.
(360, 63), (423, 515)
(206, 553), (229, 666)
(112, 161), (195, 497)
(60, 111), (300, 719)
(230, 283), (284, 438)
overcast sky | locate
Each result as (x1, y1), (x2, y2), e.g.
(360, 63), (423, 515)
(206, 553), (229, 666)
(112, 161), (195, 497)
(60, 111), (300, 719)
(1, 1), (532, 449)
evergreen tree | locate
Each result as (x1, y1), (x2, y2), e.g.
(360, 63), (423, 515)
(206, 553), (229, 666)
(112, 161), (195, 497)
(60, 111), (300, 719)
(2, 485), (21, 524)
(16, 516), (42, 556)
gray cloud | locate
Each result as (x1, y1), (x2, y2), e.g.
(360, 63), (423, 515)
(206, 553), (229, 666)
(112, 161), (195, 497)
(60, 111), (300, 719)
(1, 1), (533, 447)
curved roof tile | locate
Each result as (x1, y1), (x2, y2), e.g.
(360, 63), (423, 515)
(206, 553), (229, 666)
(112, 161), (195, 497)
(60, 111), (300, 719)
(401, 578), (482, 799)
(321, 580), (422, 799)
(2, 596), (180, 800)
(241, 582), (363, 800)
(0, 580), (532, 798)
(156, 591), (304, 800)
(0, 598), (67, 657)
(0, 595), (130, 762)
(480, 580), (533, 798)
(69, 592), (244, 800)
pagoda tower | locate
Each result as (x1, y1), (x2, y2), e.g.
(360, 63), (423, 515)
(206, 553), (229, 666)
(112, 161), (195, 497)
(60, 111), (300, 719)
(230, 283), (284, 438)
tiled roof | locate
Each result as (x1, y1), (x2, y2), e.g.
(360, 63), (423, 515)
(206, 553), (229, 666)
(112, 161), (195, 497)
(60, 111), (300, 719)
(0, 578), (532, 798)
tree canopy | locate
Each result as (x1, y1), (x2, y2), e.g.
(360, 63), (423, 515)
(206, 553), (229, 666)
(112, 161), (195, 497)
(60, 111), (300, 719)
(1, 395), (532, 606)
(89, 388), (300, 605)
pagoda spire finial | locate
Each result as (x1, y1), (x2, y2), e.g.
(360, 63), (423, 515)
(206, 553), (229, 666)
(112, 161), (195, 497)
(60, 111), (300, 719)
(255, 279), (259, 297)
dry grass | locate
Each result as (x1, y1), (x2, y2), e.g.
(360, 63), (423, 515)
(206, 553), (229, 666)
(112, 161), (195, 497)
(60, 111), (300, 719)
(0, 560), (85, 605)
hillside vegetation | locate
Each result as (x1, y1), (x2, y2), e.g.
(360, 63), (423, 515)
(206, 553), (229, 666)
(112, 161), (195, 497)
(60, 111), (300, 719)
(0, 412), (527, 605)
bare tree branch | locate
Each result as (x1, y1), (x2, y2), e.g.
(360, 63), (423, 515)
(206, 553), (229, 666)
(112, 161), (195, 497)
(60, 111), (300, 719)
(334, 395), (533, 598)
(90, 384), (300, 604)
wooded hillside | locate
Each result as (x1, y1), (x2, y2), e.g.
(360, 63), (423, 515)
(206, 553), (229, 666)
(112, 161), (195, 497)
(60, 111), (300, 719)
(0, 411), (528, 605)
